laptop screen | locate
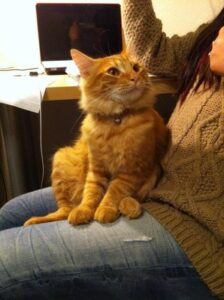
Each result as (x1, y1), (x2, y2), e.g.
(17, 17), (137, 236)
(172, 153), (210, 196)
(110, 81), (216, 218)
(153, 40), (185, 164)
(36, 3), (122, 62)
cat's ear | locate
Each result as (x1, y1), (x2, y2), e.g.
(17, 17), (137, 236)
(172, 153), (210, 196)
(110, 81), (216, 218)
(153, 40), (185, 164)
(123, 46), (137, 62)
(70, 49), (94, 78)
(120, 47), (137, 63)
(120, 47), (126, 55)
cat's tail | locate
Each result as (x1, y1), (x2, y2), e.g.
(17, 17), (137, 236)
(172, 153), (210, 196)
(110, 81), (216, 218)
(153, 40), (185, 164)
(24, 207), (72, 226)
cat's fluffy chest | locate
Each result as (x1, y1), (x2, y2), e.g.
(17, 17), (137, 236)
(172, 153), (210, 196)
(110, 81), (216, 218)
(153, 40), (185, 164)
(82, 112), (155, 175)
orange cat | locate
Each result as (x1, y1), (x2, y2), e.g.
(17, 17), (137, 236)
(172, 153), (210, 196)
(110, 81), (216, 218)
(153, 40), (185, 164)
(24, 49), (168, 226)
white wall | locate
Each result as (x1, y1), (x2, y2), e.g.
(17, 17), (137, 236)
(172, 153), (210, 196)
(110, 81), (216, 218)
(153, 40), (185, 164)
(0, 0), (224, 68)
(152, 0), (224, 37)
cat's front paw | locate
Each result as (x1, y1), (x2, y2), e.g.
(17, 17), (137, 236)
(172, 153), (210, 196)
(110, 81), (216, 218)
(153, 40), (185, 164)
(94, 205), (120, 223)
(68, 205), (95, 225)
(119, 197), (142, 219)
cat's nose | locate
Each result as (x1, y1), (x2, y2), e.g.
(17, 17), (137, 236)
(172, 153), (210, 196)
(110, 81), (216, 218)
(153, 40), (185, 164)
(130, 75), (138, 83)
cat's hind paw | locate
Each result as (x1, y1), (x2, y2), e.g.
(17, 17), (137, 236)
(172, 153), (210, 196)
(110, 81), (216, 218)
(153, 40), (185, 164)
(68, 205), (95, 225)
(119, 197), (142, 219)
(94, 205), (120, 223)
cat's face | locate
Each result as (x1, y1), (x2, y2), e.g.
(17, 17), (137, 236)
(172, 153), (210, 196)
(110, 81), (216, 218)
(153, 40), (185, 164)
(71, 49), (153, 115)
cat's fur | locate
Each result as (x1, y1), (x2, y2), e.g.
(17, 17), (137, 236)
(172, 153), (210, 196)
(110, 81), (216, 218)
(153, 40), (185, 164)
(24, 50), (168, 226)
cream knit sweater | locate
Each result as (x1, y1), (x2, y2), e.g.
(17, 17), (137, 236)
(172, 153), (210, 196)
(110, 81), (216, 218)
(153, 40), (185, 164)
(122, 0), (224, 298)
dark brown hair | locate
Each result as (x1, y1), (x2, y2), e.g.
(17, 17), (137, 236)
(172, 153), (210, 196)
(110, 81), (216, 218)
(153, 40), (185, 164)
(178, 8), (224, 101)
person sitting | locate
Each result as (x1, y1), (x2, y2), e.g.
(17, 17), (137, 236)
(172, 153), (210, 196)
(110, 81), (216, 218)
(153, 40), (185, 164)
(0, 1), (224, 299)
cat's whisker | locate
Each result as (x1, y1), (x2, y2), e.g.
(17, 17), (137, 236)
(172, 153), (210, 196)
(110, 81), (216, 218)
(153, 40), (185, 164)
(70, 111), (85, 135)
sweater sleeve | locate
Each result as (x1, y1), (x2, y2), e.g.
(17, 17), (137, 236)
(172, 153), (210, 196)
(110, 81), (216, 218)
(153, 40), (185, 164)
(121, 0), (206, 78)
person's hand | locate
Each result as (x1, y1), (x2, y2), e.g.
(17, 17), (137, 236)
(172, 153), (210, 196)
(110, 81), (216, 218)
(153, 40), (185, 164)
(209, 26), (224, 75)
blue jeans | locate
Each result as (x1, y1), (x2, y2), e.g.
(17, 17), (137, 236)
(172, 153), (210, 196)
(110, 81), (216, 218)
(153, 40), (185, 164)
(0, 188), (216, 300)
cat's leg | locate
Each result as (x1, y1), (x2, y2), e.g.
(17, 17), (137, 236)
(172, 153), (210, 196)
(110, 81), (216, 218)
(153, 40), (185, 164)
(24, 143), (87, 226)
(68, 168), (109, 225)
(137, 164), (161, 199)
(118, 165), (161, 220)
(94, 173), (142, 223)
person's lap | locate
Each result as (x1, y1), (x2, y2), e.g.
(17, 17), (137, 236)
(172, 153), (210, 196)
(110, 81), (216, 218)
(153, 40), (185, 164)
(0, 188), (216, 299)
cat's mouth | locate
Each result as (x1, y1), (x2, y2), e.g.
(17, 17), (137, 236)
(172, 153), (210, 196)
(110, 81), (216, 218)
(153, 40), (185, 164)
(118, 85), (144, 96)
(115, 86), (145, 101)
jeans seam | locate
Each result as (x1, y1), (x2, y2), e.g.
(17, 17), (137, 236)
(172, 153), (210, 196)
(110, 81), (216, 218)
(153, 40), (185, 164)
(0, 265), (197, 291)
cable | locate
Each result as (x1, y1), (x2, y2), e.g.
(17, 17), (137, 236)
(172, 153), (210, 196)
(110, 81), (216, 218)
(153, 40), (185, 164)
(0, 67), (39, 72)
(0, 165), (7, 204)
(39, 90), (45, 189)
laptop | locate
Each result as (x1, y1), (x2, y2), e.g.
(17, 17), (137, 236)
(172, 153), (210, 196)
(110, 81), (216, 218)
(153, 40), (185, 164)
(36, 3), (123, 75)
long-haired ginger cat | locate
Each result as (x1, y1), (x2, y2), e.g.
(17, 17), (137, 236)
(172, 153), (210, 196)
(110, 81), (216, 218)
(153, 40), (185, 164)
(24, 50), (168, 226)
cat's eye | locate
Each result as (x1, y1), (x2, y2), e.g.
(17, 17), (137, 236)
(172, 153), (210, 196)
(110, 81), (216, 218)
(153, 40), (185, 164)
(106, 67), (120, 76)
(133, 64), (140, 72)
